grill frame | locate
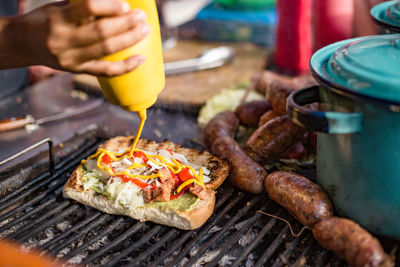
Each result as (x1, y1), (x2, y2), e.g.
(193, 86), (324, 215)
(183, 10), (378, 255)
(0, 129), (393, 267)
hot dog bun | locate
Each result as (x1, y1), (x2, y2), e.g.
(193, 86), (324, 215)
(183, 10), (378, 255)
(63, 137), (229, 230)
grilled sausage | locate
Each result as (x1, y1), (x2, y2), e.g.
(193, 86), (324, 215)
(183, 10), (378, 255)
(281, 142), (307, 160)
(264, 171), (333, 227)
(211, 136), (266, 194)
(256, 70), (291, 94)
(235, 100), (271, 127)
(258, 110), (281, 127)
(245, 115), (305, 165)
(256, 70), (317, 95)
(203, 111), (239, 148)
(313, 217), (394, 267)
(266, 80), (296, 115)
(291, 74), (318, 90)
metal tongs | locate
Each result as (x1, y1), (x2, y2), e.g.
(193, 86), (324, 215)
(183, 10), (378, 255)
(164, 46), (235, 75)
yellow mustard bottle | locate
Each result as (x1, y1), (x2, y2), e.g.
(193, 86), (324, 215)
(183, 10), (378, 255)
(98, 0), (165, 112)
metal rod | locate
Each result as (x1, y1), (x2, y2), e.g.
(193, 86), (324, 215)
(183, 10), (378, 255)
(0, 197), (57, 233)
(51, 214), (111, 257)
(292, 238), (314, 267)
(254, 225), (290, 267)
(231, 209), (284, 267)
(80, 222), (145, 265)
(0, 136), (97, 208)
(0, 175), (65, 215)
(9, 201), (71, 240)
(60, 216), (123, 259)
(104, 225), (163, 267)
(131, 229), (179, 266)
(148, 188), (238, 267)
(0, 138), (55, 174)
(39, 212), (102, 251)
(0, 172), (48, 206)
(206, 202), (277, 267)
(183, 195), (263, 267)
(147, 187), (238, 267)
(0, 141), (98, 211)
(270, 233), (306, 267)
(0, 190), (59, 224)
(18, 205), (80, 243)
(168, 193), (245, 267)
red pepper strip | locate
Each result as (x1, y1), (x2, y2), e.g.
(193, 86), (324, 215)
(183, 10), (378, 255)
(102, 154), (112, 165)
(170, 189), (186, 200)
(116, 175), (150, 189)
(165, 148), (173, 155)
(131, 151), (148, 163)
(178, 168), (194, 182)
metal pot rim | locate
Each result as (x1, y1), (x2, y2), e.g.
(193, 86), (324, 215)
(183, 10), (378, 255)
(310, 37), (400, 112)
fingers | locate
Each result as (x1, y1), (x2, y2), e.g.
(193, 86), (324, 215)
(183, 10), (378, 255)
(72, 9), (147, 47)
(76, 55), (146, 76)
(64, 0), (131, 23)
(64, 23), (149, 63)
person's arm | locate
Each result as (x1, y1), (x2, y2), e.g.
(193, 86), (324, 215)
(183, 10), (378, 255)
(0, 0), (149, 76)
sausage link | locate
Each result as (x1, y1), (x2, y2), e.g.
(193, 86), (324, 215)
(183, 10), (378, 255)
(258, 110), (281, 127)
(256, 70), (291, 95)
(256, 70), (318, 95)
(235, 100), (271, 127)
(291, 74), (318, 90)
(266, 80), (296, 115)
(211, 136), (266, 194)
(313, 217), (394, 267)
(264, 171), (333, 227)
(203, 111), (239, 148)
(244, 115), (305, 165)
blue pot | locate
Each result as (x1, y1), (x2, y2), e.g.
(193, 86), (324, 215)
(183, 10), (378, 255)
(371, 0), (400, 33)
(287, 35), (400, 239)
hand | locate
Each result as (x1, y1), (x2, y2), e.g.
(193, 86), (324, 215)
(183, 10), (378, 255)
(6, 0), (149, 76)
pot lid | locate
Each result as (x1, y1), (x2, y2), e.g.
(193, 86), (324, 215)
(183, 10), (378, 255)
(371, 0), (400, 32)
(310, 34), (400, 106)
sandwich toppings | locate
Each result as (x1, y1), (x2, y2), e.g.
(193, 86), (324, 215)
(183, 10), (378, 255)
(78, 109), (211, 211)
(80, 145), (211, 207)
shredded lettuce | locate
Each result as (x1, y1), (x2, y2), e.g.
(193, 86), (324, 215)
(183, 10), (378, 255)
(198, 87), (264, 127)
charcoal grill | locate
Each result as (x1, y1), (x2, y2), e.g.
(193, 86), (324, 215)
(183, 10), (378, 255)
(0, 110), (397, 267)
(0, 132), (340, 267)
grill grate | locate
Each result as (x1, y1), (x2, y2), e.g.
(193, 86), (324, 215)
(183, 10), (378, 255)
(0, 135), (350, 266)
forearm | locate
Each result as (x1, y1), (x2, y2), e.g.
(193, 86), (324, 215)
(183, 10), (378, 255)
(0, 15), (35, 69)
(0, 0), (148, 77)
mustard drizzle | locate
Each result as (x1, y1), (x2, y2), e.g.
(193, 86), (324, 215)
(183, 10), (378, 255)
(82, 110), (206, 190)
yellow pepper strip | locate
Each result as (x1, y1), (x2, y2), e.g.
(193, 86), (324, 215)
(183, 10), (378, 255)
(198, 167), (204, 186)
(127, 163), (147, 169)
(97, 152), (105, 170)
(177, 179), (203, 193)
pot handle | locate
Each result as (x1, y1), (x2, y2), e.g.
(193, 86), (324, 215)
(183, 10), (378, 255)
(287, 86), (363, 134)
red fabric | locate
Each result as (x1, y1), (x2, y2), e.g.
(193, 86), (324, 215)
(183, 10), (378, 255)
(275, 0), (312, 75)
(312, 0), (354, 52)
